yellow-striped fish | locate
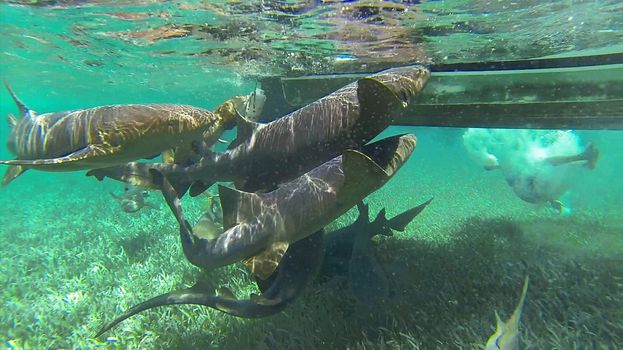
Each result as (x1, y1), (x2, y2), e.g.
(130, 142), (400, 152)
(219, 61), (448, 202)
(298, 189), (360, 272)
(485, 276), (529, 350)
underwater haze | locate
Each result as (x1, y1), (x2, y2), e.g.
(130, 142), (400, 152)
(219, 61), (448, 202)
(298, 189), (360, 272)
(1, 1), (623, 349)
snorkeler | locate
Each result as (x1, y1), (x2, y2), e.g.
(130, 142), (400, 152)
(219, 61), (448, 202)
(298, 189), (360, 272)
(463, 129), (599, 214)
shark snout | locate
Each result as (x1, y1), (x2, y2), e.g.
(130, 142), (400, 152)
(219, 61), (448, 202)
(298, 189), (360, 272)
(378, 65), (431, 107)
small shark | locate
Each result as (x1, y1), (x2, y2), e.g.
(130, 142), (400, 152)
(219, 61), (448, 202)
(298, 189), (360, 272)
(87, 65), (430, 196)
(0, 81), (239, 185)
(109, 186), (158, 213)
(159, 133), (417, 278)
(485, 276), (530, 350)
(322, 198), (433, 303)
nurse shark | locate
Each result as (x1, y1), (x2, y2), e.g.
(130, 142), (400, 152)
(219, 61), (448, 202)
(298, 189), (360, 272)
(95, 133), (417, 335)
(0, 81), (243, 185)
(87, 65), (430, 196)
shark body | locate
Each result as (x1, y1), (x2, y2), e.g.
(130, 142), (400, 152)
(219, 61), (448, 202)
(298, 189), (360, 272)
(95, 230), (324, 337)
(161, 134), (417, 275)
(1, 82), (239, 185)
(95, 133), (416, 335)
(87, 65), (430, 195)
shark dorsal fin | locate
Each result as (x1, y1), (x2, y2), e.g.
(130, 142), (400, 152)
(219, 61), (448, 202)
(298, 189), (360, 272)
(218, 184), (263, 231)
(227, 111), (261, 150)
(4, 81), (34, 119)
(374, 208), (387, 224)
(387, 197), (433, 232)
(340, 150), (388, 202)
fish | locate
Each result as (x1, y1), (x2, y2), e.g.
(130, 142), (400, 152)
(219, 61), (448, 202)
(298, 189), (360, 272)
(0, 81), (238, 185)
(87, 65), (430, 196)
(158, 133), (417, 277)
(485, 276), (530, 350)
(322, 198), (433, 303)
(109, 186), (158, 213)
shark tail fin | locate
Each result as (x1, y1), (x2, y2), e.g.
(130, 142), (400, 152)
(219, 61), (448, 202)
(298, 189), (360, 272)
(506, 275), (530, 332)
(387, 197), (433, 232)
(218, 184), (263, 231)
(2, 165), (27, 186)
(4, 81), (32, 118)
(95, 282), (215, 337)
(582, 142), (600, 170)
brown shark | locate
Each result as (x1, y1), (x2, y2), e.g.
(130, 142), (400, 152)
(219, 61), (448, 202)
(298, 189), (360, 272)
(95, 133), (415, 335)
(87, 65), (430, 195)
(0, 81), (240, 185)
(321, 198), (433, 303)
(109, 186), (159, 213)
(160, 133), (417, 274)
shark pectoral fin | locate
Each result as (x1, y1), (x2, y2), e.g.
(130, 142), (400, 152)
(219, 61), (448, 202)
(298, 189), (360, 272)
(218, 184), (263, 230)
(189, 180), (214, 197)
(387, 197), (433, 232)
(340, 150), (388, 201)
(0, 145), (117, 167)
(2, 165), (27, 186)
(243, 241), (289, 280)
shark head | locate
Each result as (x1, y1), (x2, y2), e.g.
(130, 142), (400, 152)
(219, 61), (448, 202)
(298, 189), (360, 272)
(364, 65), (431, 108)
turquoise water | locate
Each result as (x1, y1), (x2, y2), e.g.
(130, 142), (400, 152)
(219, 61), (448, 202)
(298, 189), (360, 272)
(1, 1), (623, 349)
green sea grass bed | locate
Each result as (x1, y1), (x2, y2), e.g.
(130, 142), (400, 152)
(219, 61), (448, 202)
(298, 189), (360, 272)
(1, 127), (621, 349)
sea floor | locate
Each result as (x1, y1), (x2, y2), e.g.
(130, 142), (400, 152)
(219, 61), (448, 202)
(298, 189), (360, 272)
(1, 127), (622, 349)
